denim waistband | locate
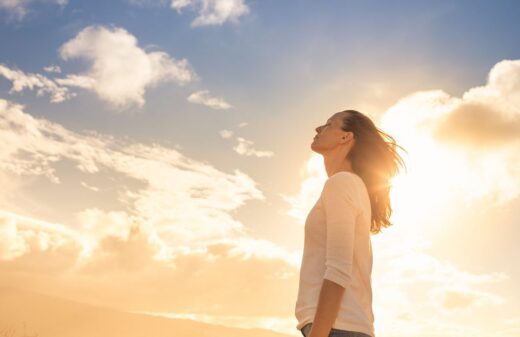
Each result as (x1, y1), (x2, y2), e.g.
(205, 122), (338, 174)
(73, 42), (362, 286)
(300, 322), (372, 337)
(300, 323), (312, 337)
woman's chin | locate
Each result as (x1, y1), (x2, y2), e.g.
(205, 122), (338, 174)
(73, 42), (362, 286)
(310, 141), (321, 153)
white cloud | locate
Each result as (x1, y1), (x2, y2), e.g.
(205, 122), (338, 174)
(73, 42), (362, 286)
(219, 126), (274, 158)
(54, 73), (96, 89)
(170, 0), (249, 27)
(219, 129), (233, 139)
(125, 0), (250, 27)
(0, 63), (74, 103)
(2, 25), (198, 108)
(280, 152), (327, 224)
(233, 136), (274, 158)
(57, 25), (197, 110)
(370, 58), (520, 334)
(0, 209), (83, 270)
(429, 286), (505, 311)
(187, 89), (232, 109)
(43, 65), (61, 73)
(380, 60), (520, 206)
(80, 181), (100, 192)
(0, 0), (67, 21)
(0, 97), (264, 249)
(0, 98), (302, 321)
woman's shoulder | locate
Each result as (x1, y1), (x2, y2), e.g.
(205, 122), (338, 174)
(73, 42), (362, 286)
(324, 171), (368, 201)
(322, 171), (361, 198)
(326, 171), (363, 186)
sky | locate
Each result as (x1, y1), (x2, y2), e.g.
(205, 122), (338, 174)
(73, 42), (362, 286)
(1, 0), (520, 336)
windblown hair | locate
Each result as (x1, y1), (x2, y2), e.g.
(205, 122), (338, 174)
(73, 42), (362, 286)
(340, 110), (407, 234)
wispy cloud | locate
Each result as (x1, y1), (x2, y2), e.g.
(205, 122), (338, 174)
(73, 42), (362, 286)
(0, 97), (299, 319)
(219, 129), (233, 139)
(0, 0), (67, 21)
(0, 63), (74, 103)
(80, 181), (100, 192)
(233, 137), (274, 157)
(0, 97), (263, 246)
(219, 126), (273, 158)
(280, 152), (326, 224)
(0, 25), (198, 109)
(43, 65), (62, 74)
(170, 0), (250, 27)
(126, 0), (250, 27)
(187, 89), (232, 109)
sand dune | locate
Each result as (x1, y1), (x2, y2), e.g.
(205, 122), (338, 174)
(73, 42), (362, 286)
(0, 286), (295, 337)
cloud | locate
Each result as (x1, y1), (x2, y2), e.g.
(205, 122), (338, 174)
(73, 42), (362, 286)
(379, 60), (520, 150)
(187, 89), (232, 109)
(0, 63), (74, 103)
(0, 97), (264, 246)
(431, 286), (504, 311)
(433, 102), (520, 147)
(380, 59), (520, 206)
(170, 0), (250, 27)
(0, 98), (301, 323)
(57, 25), (197, 110)
(79, 181), (100, 192)
(0, 209), (83, 273)
(43, 65), (61, 73)
(219, 128), (274, 158)
(54, 73), (96, 89)
(233, 137), (274, 157)
(77, 214), (162, 273)
(370, 60), (520, 335)
(280, 152), (327, 224)
(0, 205), (301, 321)
(219, 129), (233, 139)
(1, 24), (198, 109)
(0, 0), (67, 21)
(430, 60), (520, 148)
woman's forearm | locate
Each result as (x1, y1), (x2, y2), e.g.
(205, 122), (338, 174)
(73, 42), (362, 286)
(308, 278), (346, 337)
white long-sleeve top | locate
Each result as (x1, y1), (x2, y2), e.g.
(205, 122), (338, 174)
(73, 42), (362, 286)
(294, 171), (375, 337)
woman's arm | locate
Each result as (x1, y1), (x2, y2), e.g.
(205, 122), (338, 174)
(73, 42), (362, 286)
(308, 174), (358, 337)
(308, 279), (345, 337)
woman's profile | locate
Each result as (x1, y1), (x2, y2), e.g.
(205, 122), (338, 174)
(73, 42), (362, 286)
(295, 110), (407, 337)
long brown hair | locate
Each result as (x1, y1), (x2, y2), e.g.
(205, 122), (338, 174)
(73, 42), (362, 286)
(340, 110), (407, 234)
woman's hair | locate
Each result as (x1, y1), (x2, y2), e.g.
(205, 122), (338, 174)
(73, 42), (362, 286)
(340, 110), (407, 235)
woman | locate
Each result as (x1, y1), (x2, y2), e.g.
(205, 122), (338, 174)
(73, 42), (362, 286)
(295, 110), (406, 337)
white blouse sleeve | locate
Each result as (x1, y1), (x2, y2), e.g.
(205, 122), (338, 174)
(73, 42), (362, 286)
(320, 174), (360, 289)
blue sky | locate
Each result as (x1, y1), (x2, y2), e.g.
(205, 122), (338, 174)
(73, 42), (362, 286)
(2, 0), (519, 192)
(1, 1), (520, 336)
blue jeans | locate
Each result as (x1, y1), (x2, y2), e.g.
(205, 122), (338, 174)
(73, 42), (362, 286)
(300, 323), (372, 337)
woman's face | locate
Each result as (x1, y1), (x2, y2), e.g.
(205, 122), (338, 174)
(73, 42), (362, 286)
(311, 112), (351, 153)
